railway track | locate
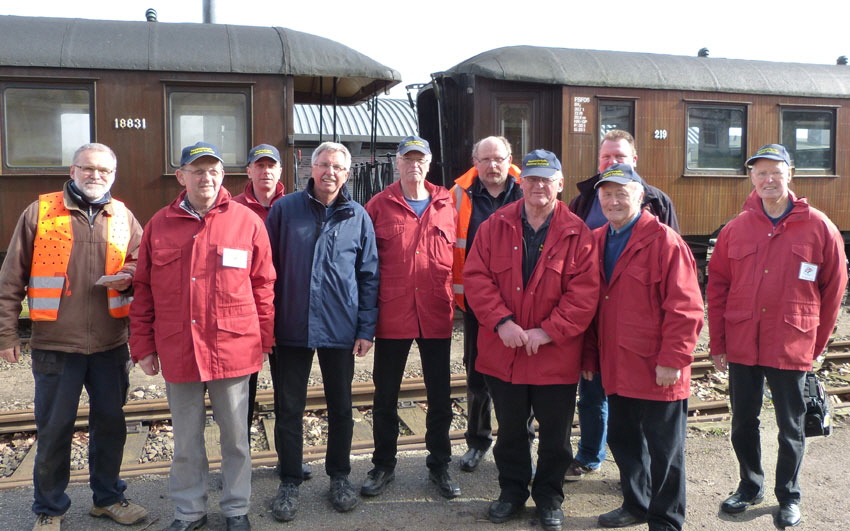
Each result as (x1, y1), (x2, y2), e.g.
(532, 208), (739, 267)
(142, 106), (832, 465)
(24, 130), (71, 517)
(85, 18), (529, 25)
(1, 364), (849, 490)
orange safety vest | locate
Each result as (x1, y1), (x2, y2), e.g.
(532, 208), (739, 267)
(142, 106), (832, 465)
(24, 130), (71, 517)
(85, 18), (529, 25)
(450, 164), (521, 311)
(27, 191), (132, 320)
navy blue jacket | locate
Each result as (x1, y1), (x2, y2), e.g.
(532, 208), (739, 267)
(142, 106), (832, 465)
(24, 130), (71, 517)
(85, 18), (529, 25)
(266, 181), (379, 348)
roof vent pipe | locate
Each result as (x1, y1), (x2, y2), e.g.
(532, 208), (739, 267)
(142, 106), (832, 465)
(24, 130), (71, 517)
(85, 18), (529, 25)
(145, 8), (157, 22)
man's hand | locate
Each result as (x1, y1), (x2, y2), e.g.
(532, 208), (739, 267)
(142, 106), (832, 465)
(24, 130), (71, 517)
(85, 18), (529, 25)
(138, 353), (160, 376)
(524, 328), (552, 356)
(497, 319), (528, 349)
(581, 370), (596, 381)
(711, 353), (727, 372)
(655, 365), (681, 387)
(353, 339), (373, 358)
(0, 346), (21, 363)
(98, 273), (133, 291)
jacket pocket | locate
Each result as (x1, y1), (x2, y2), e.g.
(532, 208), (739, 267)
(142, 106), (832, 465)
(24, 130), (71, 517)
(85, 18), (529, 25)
(723, 309), (753, 354)
(215, 245), (253, 306)
(727, 243), (757, 287)
(782, 311), (819, 362)
(150, 248), (182, 301)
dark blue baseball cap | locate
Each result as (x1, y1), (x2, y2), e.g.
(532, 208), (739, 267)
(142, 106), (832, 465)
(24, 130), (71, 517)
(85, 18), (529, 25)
(595, 163), (642, 188)
(180, 142), (223, 166)
(746, 144), (792, 167)
(520, 149), (561, 179)
(397, 135), (431, 156)
(248, 144), (281, 164)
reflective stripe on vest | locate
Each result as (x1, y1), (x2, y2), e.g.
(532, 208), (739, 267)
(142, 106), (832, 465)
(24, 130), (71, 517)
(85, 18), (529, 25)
(28, 191), (132, 320)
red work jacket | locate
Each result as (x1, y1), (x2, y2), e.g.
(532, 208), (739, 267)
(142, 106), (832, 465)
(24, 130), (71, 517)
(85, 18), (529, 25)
(586, 212), (703, 401)
(707, 191), (847, 370)
(232, 180), (285, 222)
(463, 200), (599, 385)
(130, 189), (276, 383)
(365, 180), (457, 339)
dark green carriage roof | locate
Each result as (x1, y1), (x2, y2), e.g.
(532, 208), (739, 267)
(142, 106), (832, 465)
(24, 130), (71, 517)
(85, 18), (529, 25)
(0, 15), (400, 104)
(440, 45), (850, 98)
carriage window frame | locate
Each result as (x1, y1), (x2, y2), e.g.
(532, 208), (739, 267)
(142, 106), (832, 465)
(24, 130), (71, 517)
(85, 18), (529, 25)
(598, 99), (635, 141)
(779, 107), (836, 176)
(166, 85), (252, 170)
(684, 103), (747, 176)
(1, 83), (94, 171)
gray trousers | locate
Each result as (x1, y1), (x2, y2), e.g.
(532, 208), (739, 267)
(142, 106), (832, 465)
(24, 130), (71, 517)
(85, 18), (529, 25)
(166, 376), (251, 520)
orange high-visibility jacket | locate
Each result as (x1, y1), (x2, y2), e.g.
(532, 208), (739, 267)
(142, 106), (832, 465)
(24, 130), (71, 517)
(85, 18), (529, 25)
(449, 164), (521, 311)
(28, 191), (132, 320)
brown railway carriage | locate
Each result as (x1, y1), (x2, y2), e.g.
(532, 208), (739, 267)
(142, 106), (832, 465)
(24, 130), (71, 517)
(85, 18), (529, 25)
(417, 45), (850, 255)
(0, 15), (399, 258)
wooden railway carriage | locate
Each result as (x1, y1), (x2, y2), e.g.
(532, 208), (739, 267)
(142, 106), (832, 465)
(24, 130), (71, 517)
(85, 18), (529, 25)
(0, 15), (400, 258)
(418, 45), (850, 258)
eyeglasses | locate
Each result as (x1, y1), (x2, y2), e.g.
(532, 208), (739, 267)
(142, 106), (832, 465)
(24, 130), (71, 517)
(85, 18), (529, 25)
(524, 176), (558, 185)
(400, 157), (431, 167)
(73, 165), (115, 176)
(475, 157), (508, 165)
(183, 168), (221, 177)
(313, 163), (348, 173)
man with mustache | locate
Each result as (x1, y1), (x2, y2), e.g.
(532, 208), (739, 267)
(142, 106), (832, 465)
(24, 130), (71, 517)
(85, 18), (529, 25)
(0, 143), (148, 530)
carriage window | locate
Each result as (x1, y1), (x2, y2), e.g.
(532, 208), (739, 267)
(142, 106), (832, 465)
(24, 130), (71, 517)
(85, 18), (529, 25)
(498, 102), (530, 157)
(686, 105), (745, 172)
(2, 87), (92, 167)
(781, 109), (834, 173)
(599, 100), (634, 140)
(167, 89), (250, 168)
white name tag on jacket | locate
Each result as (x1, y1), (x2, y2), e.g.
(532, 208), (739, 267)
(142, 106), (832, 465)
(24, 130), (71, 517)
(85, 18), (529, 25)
(799, 262), (818, 282)
(222, 248), (248, 268)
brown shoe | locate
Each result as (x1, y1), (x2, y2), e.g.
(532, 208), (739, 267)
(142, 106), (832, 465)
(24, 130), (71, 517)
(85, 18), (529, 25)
(33, 514), (63, 531)
(89, 499), (148, 525)
(564, 459), (597, 481)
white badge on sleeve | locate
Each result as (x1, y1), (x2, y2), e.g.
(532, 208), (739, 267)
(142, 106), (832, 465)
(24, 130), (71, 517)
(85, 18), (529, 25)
(798, 261), (818, 282)
(222, 248), (248, 269)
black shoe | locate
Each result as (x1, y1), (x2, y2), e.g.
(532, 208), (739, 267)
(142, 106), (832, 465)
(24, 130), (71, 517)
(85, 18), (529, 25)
(165, 516), (208, 531)
(598, 506), (646, 528)
(429, 469), (461, 499)
(488, 499), (524, 523)
(538, 506), (564, 531)
(271, 482), (298, 522)
(329, 476), (359, 513)
(774, 502), (802, 528)
(225, 514), (250, 531)
(361, 468), (395, 497)
(302, 462), (313, 480)
(720, 490), (764, 515)
(459, 447), (487, 472)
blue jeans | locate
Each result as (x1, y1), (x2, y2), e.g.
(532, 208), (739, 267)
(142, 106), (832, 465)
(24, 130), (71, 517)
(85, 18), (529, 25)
(575, 373), (608, 469)
(31, 346), (130, 516)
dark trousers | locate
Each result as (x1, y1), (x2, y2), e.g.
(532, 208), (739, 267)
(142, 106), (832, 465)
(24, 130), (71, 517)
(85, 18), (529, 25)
(728, 363), (807, 504)
(485, 375), (575, 509)
(31, 346), (130, 516)
(272, 346), (354, 484)
(607, 395), (687, 531)
(371, 337), (453, 472)
(462, 310), (493, 451)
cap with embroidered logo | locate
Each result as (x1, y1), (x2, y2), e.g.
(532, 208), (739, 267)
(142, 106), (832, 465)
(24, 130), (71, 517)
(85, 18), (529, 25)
(181, 142), (223, 166)
(248, 144), (281, 164)
(520, 149), (561, 179)
(397, 135), (431, 156)
(746, 144), (792, 167)
(594, 163), (642, 188)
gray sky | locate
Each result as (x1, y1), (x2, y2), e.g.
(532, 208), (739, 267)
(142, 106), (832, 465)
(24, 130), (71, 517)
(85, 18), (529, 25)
(3, 0), (847, 99)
